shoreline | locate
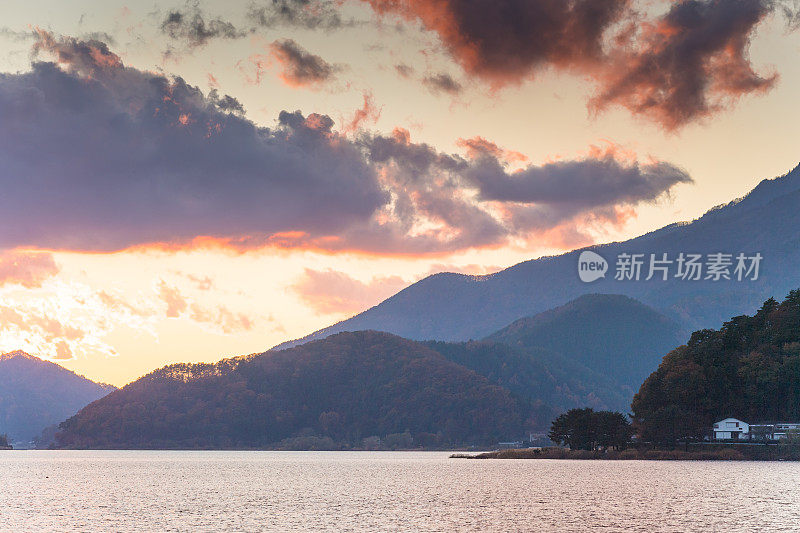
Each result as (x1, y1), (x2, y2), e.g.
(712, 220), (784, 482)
(452, 445), (800, 461)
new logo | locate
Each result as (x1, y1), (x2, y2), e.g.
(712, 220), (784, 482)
(578, 251), (608, 283)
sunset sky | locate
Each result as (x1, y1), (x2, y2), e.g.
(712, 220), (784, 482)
(1, 0), (799, 386)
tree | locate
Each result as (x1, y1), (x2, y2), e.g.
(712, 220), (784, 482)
(0, 434), (10, 448)
(548, 408), (632, 451)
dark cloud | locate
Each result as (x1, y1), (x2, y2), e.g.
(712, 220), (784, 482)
(464, 153), (692, 208)
(161, 5), (245, 47)
(268, 38), (339, 87)
(208, 89), (245, 114)
(592, 0), (784, 129)
(422, 72), (462, 95)
(364, 0), (798, 128)
(364, 0), (632, 85)
(355, 129), (692, 252)
(247, 0), (359, 30)
(0, 33), (692, 255)
(0, 32), (384, 251)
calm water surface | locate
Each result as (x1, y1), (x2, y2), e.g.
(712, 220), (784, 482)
(1, 451), (799, 532)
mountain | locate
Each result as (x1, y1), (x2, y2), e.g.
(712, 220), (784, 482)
(424, 340), (630, 413)
(631, 289), (800, 445)
(54, 331), (540, 449)
(275, 164), (800, 348)
(0, 350), (115, 443)
(485, 294), (682, 390)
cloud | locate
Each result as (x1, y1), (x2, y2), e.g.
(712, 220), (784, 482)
(268, 38), (340, 88)
(394, 63), (414, 78)
(247, 0), (359, 30)
(363, 0), (632, 86)
(158, 281), (189, 318)
(0, 32), (385, 252)
(0, 33), (692, 256)
(157, 279), (253, 333)
(363, 0), (797, 128)
(422, 72), (462, 95)
(0, 251), (59, 288)
(189, 303), (253, 334)
(293, 268), (408, 314)
(161, 5), (245, 48)
(0, 281), (157, 363)
(591, 0), (783, 130)
(351, 129), (692, 253)
(342, 91), (382, 134)
(185, 274), (214, 291)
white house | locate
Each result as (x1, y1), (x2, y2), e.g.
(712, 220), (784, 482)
(713, 418), (749, 440)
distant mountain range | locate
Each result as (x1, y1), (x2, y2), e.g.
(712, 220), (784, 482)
(54, 294), (680, 448)
(0, 351), (115, 444)
(275, 164), (800, 348)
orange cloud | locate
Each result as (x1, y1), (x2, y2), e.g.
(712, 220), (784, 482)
(158, 280), (188, 318)
(0, 251), (59, 288)
(268, 38), (339, 88)
(342, 91), (382, 134)
(590, 0), (779, 130)
(293, 268), (409, 315)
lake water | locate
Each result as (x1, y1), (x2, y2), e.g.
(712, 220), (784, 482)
(1, 451), (799, 532)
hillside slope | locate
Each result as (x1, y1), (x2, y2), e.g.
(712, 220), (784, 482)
(275, 164), (800, 348)
(485, 294), (682, 389)
(424, 340), (631, 413)
(55, 331), (540, 449)
(0, 351), (115, 443)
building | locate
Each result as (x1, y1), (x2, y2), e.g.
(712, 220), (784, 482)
(749, 422), (800, 442)
(713, 418), (749, 440)
(713, 418), (800, 441)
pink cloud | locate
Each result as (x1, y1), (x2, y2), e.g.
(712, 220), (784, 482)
(0, 251), (59, 288)
(293, 268), (409, 315)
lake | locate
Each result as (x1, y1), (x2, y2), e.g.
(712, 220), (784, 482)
(1, 451), (799, 531)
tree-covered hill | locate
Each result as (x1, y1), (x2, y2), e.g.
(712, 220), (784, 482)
(424, 340), (630, 413)
(632, 290), (800, 444)
(0, 351), (115, 443)
(485, 294), (682, 390)
(55, 331), (541, 449)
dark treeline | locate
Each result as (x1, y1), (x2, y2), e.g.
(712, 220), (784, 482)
(548, 408), (633, 451)
(632, 290), (800, 445)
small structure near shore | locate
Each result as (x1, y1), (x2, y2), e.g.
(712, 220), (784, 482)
(713, 418), (800, 442)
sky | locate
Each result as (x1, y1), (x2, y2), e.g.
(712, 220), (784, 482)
(1, 0), (799, 386)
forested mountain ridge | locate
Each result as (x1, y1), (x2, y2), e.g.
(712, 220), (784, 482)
(632, 290), (800, 444)
(274, 164), (800, 349)
(54, 331), (542, 449)
(485, 294), (682, 390)
(424, 340), (630, 413)
(0, 350), (115, 443)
